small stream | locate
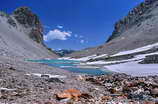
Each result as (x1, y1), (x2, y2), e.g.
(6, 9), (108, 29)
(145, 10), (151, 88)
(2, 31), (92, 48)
(26, 59), (111, 75)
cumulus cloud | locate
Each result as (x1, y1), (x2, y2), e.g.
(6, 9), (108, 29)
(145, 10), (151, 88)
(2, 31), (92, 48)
(57, 25), (63, 29)
(80, 39), (85, 44)
(44, 29), (72, 41)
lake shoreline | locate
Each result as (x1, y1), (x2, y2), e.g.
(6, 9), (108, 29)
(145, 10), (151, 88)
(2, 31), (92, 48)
(27, 59), (110, 76)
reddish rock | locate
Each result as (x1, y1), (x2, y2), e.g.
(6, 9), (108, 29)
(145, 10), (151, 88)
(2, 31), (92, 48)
(101, 96), (112, 101)
(143, 101), (155, 104)
(56, 89), (82, 101)
(44, 102), (53, 104)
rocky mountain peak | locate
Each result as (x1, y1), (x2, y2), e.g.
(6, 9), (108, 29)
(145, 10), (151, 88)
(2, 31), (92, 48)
(0, 7), (58, 58)
(13, 7), (43, 43)
(13, 7), (41, 28)
(106, 0), (157, 42)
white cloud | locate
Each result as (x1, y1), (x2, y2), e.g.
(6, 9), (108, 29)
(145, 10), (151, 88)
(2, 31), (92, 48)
(57, 25), (63, 29)
(44, 29), (72, 41)
(57, 48), (62, 50)
(67, 31), (72, 34)
(80, 39), (85, 44)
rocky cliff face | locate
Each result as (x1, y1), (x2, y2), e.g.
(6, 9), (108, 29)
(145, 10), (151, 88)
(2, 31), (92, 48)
(13, 7), (43, 44)
(0, 7), (58, 59)
(107, 0), (157, 42)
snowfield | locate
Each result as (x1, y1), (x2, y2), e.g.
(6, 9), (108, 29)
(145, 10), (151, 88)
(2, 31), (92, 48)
(105, 61), (158, 76)
(59, 42), (158, 76)
(86, 52), (158, 76)
(112, 42), (158, 57)
(62, 43), (158, 76)
(61, 42), (158, 62)
(59, 54), (108, 61)
(82, 52), (158, 65)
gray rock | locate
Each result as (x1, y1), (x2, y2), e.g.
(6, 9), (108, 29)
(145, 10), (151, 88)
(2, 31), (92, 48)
(151, 88), (158, 95)
(139, 54), (158, 64)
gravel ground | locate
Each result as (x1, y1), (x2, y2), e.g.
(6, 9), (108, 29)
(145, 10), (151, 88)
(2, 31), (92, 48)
(0, 56), (158, 104)
(0, 56), (108, 104)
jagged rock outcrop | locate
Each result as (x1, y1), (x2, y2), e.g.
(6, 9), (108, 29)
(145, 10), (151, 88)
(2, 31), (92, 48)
(0, 7), (58, 59)
(13, 7), (43, 44)
(139, 54), (158, 64)
(107, 0), (157, 42)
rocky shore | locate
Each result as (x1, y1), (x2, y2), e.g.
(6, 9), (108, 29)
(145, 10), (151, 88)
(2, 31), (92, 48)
(0, 56), (157, 104)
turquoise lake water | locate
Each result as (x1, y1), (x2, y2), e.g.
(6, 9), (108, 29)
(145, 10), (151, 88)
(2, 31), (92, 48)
(26, 59), (111, 75)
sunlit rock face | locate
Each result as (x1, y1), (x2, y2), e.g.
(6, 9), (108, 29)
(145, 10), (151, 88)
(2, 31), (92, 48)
(13, 7), (43, 44)
(106, 0), (157, 42)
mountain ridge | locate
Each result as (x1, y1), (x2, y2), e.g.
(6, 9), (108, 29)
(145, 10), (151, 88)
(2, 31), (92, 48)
(106, 0), (156, 42)
(66, 0), (158, 58)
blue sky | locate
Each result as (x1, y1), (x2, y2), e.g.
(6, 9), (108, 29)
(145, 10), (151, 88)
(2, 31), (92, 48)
(1, 0), (143, 50)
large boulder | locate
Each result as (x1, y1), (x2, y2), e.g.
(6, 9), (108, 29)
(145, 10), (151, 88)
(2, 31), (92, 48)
(56, 89), (82, 101)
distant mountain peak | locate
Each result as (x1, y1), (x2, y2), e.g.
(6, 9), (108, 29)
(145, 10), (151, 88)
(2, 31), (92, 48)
(55, 49), (75, 57)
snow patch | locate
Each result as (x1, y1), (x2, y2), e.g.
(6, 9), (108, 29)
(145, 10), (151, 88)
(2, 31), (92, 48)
(26, 73), (67, 79)
(112, 43), (158, 57)
(83, 52), (158, 65)
(59, 54), (108, 61)
(0, 88), (16, 91)
(105, 61), (158, 76)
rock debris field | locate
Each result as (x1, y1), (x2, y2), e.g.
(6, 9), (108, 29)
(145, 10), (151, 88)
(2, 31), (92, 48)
(0, 57), (158, 104)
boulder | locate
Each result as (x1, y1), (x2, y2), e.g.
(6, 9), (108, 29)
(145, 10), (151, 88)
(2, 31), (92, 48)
(47, 78), (64, 83)
(101, 96), (112, 101)
(56, 89), (82, 101)
(151, 88), (158, 96)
